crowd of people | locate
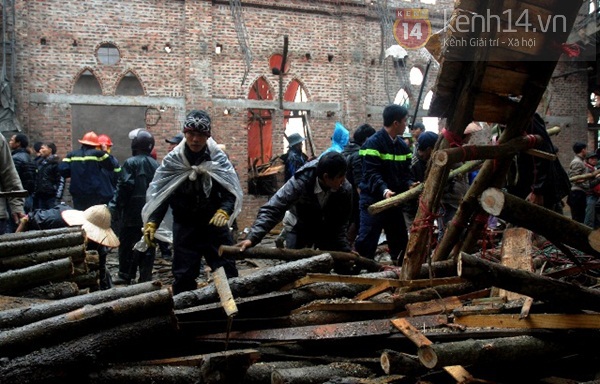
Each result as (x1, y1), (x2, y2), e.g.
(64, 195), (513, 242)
(0, 105), (589, 295)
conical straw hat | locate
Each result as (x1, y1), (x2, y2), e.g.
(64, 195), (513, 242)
(61, 205), (120, 247)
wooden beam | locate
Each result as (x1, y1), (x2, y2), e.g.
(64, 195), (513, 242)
(454, 314), (600, 329)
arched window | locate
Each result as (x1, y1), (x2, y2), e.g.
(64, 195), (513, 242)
(73, 70), (102, 95)
(115, 72), (144, 96)
(423, 90), (434, 110)
(410, 67), (424, 85)
(394, 88), (410, 108)
(284, 79), (309, 154)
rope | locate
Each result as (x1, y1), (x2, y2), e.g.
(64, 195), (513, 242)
(441, 128), (464, 147)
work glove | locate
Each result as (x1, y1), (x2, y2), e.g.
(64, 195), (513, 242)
(143, 222), (158, 247)
(209, 209), (229, 227)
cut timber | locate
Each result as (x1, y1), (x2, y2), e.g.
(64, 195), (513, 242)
(88, 366), (204, 384)
(132, 349), (260, 383)
(480, 187), (600, 257)
(380, 350), (426, 376)
(0, 257), (73, 294)
(0, 280), (162, 329)
(271, 362), (373, 384)
(401, 150), (451, 281)
(0, 229), (86, 258)
(244, 361), (314, 384)
(458, 252), (600, 312)
(0, 315), (178, 384)
(219, 245), (382, 272)
(0, 288), (174, 357)
(16, 281), (80, 300)
(418, 335), (577, 370)
(198, 316), (447, 342)
(368, 160), (482, 215)
(282, 274), (464, 291)
(391, 282), (485, 312)
(405, 296), (463, 316)
(212, 266), (237, 317)
(0, 244), (86, 272)
(292, 300), (395, 314)
(453, 314), (600, 329)
(391, 318), (433, 348)
(444, 365), (496, 383)
(497, 227), (534, 301)
(173, 254), (335, 309)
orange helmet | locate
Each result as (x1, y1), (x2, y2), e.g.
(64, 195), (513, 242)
(97, 134), (113, 147)
(78, 131), (99, 146)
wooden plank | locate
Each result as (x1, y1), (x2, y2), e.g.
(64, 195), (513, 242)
(354, 281), (394, 301)
(390, 318), (433, 348)
(283, 274), (465, 290)
(443, 365), (497, 383)
(452, 303), (505, 317)
(291, 301), (396, 314)
(497, 227), (534, 301)
(406, 296), (463, 317)
(454, 314), (600, 329)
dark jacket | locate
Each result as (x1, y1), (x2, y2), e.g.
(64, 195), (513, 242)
(148, 145), (236, 226)
(506, 113), (570, 208)
(246, 159), (353, 252)
(109, 154), (159, 228)
(35, 154), (64, 198)
(358, 128), (413, 204)
(282, 146), (308, 182)
(59, 146), (115, 200)
(12, 148), (36, 194)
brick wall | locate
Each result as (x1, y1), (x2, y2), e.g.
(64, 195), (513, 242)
(9, 0), (591, 230)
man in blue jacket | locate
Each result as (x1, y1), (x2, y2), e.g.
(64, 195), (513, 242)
(354, 104), (414, 265)
(59, 131), (115, 210)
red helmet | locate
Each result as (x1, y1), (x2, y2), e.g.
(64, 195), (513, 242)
(97, 134), (113, 147)
(78, 131), (99, 146)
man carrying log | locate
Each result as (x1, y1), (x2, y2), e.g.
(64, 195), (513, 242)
(354, 104), (414, 266)
(236, 151), (353, 256)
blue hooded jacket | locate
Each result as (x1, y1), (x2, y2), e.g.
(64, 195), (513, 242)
(320, 122), (349, 157)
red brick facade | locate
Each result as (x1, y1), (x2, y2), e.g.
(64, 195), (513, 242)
(9, 0), (591, 229)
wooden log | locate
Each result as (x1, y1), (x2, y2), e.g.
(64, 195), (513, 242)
(0, 225), (82, 241)
(0, 315), (178, 384)
(130, 349), (260, 384)
(458, 252), (600, 312)
(380, 350), (426, 376)
(173, 254), (335, 310)
(0, 288), (174, 357)
(570, 169), (600, 182)
(88, 366), (204, 384)
(391, 282), (484, 312)
(0, 281), (162, 329)
(15, 281), (80, 300)
(0, 230), (86, 258)
(244, 361), (314, 384)
(480, 187), (600, 257)
(400, 150), (451, 280)
(271, 362), (373, 384)
(0, 244), (86, 272)
(219, 245), (382, 273)
(0, 189), (28, 198)
(368, 160), (483, 215)
(417, 335), (575, 370)
(0, 257), (73, 294)
(67, 271), (100, 291)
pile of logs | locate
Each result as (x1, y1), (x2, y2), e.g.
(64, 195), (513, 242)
(2, 231), (600, 383)
(0, 227), (102, 298)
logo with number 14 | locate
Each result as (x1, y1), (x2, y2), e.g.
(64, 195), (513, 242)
(393, 9), (432, 49)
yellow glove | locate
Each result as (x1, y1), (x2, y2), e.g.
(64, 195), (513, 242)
(143, 222), (158, 247)
(209, 209), (229, 227)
